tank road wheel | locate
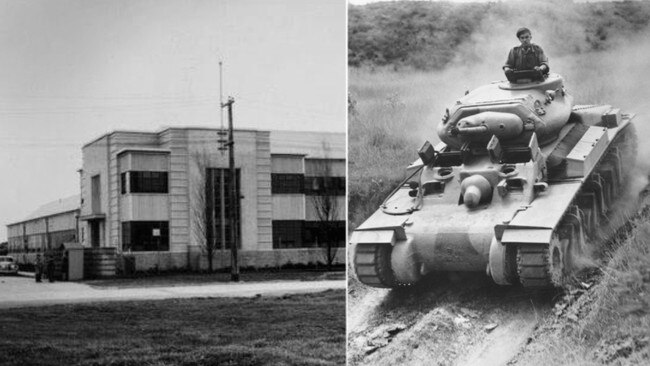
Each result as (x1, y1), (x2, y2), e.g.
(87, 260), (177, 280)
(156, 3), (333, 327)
(516, 209), (587, 288)
(354, 244), (398, 288)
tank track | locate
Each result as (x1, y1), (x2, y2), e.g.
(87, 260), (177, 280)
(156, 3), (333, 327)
(354, 244), (398, 288)
(516, 245), (553, 288)
(514, 124), (637, 289)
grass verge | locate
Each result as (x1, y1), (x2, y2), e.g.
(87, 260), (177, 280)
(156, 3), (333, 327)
(515, 220), (650, 365)
(0, 290), (345, 366)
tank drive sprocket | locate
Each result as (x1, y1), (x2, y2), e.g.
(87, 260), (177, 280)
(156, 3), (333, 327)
(354, 244), (398, 288)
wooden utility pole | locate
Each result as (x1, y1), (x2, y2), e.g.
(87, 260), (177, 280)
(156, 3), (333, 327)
(218, 61), (226, 269)
(221, 97), (240, 282)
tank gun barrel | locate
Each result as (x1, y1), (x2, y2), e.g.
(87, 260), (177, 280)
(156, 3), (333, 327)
(452, 111), (524, 142)
(456, 125), (489, 136)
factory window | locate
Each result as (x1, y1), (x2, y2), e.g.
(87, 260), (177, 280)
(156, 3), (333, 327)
(91, 174), (101, 213)
(120, 173), (127, 194)
(128, 171), (168, 193)
(304, 176), (346, 196)
(272, 220), (304, 248)
(271, 174), (304, 194)
(122, 221), (169, 252)
(272, 220), (346, 248)
(303, 221), (346, 247)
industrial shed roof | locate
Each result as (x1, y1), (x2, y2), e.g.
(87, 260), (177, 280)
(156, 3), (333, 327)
(8, 194), (80, 226)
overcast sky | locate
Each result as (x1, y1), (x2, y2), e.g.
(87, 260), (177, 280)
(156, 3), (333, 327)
(0, 0), (346, 241)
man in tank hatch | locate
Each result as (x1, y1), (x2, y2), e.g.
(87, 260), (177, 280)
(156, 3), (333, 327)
(503, 27), (549, 79)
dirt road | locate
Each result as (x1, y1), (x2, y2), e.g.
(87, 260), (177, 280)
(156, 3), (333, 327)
(347, 273), (557, 366)
(0, 275), (345, 309)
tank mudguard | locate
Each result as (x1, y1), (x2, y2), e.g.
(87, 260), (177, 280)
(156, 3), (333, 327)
(351, 205), (410, 246)
(501, 228), (554, 244)
(353, 208), (410, 233)
(349, 229), (398, 246)
(503, 181), (582, 233)
(493, 181), (580, 256)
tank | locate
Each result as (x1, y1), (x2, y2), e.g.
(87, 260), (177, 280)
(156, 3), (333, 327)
(352, 71), (637, 288)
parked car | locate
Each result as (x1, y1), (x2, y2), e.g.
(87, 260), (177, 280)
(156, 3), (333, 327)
(0, 256), (19, 275)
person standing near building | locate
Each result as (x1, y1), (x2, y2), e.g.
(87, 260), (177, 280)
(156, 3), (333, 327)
(61, 250), (68, 281)
(35, 253), (43, 283)
(503, 27), (549, 78)
(45, 249), (55, 283)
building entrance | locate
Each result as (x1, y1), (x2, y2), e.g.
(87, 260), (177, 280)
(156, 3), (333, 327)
(90, 221), (101, 248)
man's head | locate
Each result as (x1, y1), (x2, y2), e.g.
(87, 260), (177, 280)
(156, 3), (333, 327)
(516, 27), (532, 46)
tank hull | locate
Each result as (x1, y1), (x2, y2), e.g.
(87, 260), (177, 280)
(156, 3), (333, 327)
(352, 74), (637, 289)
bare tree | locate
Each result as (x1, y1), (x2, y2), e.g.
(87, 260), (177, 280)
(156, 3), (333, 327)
(191, 151), (217, 272)
(308, 144), (343, 270)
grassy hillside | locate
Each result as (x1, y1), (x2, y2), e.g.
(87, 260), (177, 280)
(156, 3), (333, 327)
(513, 216), (650, 365)
(349, 0), (650, 70)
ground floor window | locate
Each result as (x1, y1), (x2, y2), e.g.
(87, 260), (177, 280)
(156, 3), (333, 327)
(272, 220), (346, 249)
(122, 221), (169, 251)
(273, 220), (304, 248)
(304, 221), (346, 248)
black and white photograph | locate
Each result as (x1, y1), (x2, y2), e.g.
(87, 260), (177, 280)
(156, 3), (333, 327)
(348, 0), (650, 365)
(3, 0), (650, 365)
(0, 0), (346, 365)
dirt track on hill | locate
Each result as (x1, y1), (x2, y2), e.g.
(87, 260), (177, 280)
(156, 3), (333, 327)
(347, 272), (557, 366)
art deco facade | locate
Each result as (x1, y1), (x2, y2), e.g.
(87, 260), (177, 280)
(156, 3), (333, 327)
(78, 128), (345, 271)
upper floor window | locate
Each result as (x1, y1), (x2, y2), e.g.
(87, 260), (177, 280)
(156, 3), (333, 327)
(304, 176), (345, 196)
(121, 171), (168, 194)
(271, 173), (304, 194)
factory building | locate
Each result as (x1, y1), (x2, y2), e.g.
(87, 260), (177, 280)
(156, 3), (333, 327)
(6, 195), (80, 258)
(78, 128), (346, 271)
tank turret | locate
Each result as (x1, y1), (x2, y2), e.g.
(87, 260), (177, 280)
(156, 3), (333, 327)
(437, 73), (574, 149)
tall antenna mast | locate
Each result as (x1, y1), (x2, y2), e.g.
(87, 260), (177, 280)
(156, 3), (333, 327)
(219, 61), (224, 131)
